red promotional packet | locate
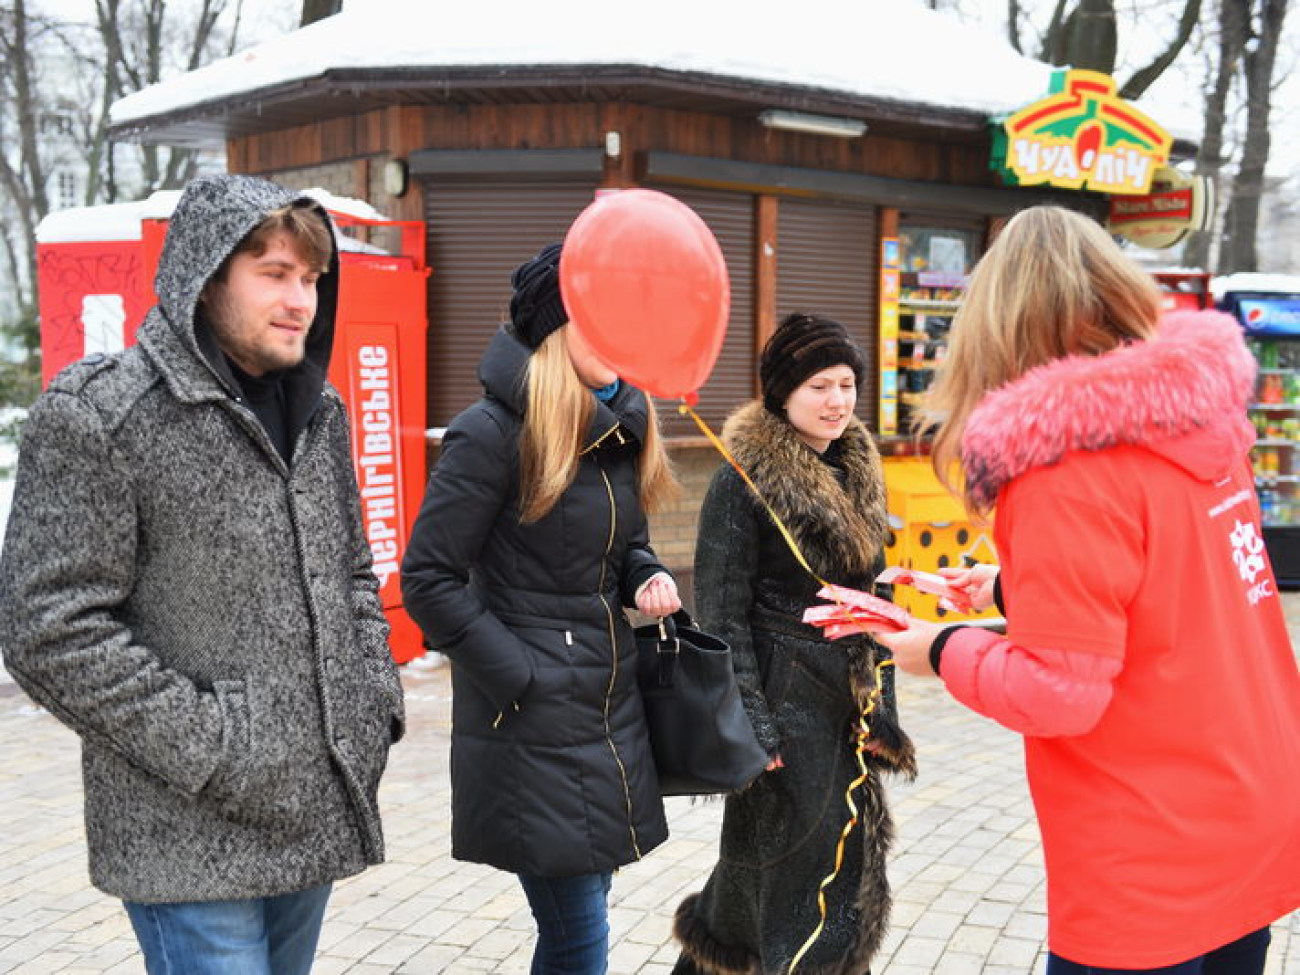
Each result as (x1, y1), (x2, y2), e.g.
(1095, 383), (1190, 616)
(875, 567), (975, 613)
(801, 583), (912, 635)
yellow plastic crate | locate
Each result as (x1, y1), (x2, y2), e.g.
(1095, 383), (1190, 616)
(882, 457), (1001, 624)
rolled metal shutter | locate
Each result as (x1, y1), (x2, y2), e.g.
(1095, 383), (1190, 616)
(645, 185), (756, 436)
(774, 197), (879, 426)
(422, 180), (598, 428)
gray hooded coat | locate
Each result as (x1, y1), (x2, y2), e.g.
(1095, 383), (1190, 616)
(0, 174), (404, 903)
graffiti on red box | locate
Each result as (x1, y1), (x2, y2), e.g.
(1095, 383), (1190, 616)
(36, 243), (154, 384)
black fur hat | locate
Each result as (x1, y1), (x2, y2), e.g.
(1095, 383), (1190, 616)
(760, 312), (866, 414)
(508, 242), (567, 350)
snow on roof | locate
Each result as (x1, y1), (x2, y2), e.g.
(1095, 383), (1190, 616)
(36, 187), (391, 246)
(35, 191), (183, 243)
(1212, 272), (1300, 299)
(299, 188), (390, 223)
(111, 0), (1064, 128)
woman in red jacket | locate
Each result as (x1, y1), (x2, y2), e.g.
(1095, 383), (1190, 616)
(870, 206), (1300, 974)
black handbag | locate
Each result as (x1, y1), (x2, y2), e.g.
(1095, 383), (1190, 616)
(634, 610), (769, 796)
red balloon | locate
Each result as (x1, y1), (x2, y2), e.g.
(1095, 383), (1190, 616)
(560, 189), (729, 402)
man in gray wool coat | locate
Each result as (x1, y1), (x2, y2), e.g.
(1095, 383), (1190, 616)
(0, 174), (405, 975)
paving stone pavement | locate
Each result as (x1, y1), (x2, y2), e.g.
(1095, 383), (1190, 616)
(2, 599), (1298, 974)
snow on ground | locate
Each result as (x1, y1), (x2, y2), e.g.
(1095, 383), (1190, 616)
(1, 408), (25, 685)
(0, 474), (10, 552)
(0, 443), (13, 686)
(0, 414), (17, 557)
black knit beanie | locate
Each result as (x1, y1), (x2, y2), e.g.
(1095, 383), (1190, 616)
(760, 312), (866, 414)
(508, 242), (568, 350)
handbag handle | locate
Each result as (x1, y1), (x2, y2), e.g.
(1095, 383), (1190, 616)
(652, 612), (680, 688)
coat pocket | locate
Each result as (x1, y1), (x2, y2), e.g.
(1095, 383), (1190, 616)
(494, 622), (581, 738)
(338, 685), (396, 807)
(201, 677), (315, 831)
(758, 638), (795, 708)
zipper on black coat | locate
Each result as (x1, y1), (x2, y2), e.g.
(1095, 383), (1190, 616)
(596, 457), (642, 861)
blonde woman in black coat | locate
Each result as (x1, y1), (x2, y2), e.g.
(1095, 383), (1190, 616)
(401, 243), (680, 975)
(672, 313), (916, 975)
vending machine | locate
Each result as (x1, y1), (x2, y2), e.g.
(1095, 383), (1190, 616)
(35, 189), (431, 660)
(1152, 270), (1212, 312)
(1215, 274), (1300, 587)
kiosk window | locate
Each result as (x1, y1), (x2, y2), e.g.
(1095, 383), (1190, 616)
(900, 226), (979, 276)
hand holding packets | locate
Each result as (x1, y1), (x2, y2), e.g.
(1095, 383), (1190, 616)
(875, 567), (976, 614)
(802, 583), (912, 639)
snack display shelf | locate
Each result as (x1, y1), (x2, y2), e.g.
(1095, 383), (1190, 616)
(895, 289), (960, 432)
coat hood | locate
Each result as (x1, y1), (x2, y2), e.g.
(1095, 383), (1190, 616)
(141, 174), (341, 407)
(962, 310), (1257, 509)
(478, 326), (650, 448)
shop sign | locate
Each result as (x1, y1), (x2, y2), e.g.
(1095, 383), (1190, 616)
(1107, 165), (1214, 248)
(341, 333), (407, 597)
(992, 69), (1172, 195)
(1237, 298), (1300, 336)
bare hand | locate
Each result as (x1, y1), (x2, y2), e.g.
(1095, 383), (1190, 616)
(861, 737), (885, 756)
(870, 617), (949, 677)
(937, 564), (1000, 613)
(635, 573), (681, 618)
(765, 752), (784, 772)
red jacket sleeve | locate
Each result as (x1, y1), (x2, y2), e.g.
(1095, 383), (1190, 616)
(938, 627), (1122, 737)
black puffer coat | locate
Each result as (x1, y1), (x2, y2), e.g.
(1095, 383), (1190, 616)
(401, 328), (669, 877)
(673, 402), (916, 975)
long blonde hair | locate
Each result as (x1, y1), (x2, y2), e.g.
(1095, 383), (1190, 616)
(919, 206), (1162, 513)
(518, 327), (679, 522)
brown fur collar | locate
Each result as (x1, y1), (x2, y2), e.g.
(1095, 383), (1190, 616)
(722, 401), (889, 585)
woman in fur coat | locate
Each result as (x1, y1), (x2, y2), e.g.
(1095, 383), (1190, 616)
(867, 207), (1300, 974)
(672, 313), (916, 975)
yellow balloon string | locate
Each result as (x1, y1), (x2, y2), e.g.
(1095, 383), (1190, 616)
(678, 401), (895, 975)
(786, 657), (894, 975)
(679, 402), (830, 589)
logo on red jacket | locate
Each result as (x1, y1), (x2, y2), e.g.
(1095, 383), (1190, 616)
(1229, 520), (1273, 604)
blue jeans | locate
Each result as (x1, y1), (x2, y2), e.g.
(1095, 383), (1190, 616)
(1047, 926), (1271, 975)
(517, 871), (614, 975)
(124, 883), (332, 975)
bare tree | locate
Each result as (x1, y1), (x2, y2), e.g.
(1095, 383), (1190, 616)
(0, 0), (264, 401)
(1219, 0), (1290, 271)
(1184, 0), (1251, 270)
(300, 0), (341, 25)
(1006, 0), (1029, 51)
(1120, 0), (1203, 98)
(1007, 0), (1202, 98)
(990, 0), (1298, 273)
(1052, 0), (1119, 74)
(95, 0), (247, 198)
(0, 0), (60, 358)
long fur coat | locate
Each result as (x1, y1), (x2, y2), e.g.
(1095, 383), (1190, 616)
(673, 402), (916, 975)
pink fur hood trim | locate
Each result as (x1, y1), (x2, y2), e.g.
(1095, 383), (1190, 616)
(961, 310), (1257, 509)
